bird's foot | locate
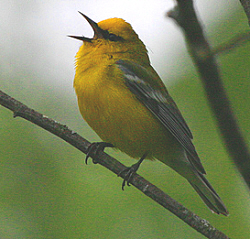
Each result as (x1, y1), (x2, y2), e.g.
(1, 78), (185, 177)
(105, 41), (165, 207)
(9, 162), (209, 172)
(85, 142), (114, 164)
(118, 153), (147, 190)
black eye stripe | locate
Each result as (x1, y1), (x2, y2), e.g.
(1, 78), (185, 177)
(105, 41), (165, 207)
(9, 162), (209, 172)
(108, 33), (122, 41)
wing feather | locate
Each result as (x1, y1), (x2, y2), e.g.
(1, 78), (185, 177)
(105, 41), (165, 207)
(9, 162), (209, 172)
(116, 59), (206, 174)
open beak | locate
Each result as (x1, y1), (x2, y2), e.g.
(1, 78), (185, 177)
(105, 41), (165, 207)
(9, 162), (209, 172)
(68, 12), (108, 42)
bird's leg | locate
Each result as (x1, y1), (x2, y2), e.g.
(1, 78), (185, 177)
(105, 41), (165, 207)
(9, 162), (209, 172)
(85, 142), (114, 164)
(118, 152), (147, 190)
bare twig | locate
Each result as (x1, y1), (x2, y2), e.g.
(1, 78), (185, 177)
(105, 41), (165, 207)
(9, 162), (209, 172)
(210, 32), (250, 57)
(239, 0), (250, 26)
(167, 0), (250, 189)
(0, 89), (230, 238)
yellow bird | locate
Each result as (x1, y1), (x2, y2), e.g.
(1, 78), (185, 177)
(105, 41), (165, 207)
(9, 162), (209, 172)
(70, 12), (228, 215)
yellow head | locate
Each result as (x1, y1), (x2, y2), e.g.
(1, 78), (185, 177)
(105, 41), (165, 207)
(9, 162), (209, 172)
(70, 12), (150, 66)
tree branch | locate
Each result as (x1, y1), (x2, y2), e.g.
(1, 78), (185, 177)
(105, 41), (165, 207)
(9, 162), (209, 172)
(167, 0), (250, 189)
(210, 32), (250, 57)
(239, 0), (250, 26)
(0, 89), (229, 238)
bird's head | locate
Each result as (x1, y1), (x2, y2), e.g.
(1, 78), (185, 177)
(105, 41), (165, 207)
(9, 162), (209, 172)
(69, 12), (149, 65)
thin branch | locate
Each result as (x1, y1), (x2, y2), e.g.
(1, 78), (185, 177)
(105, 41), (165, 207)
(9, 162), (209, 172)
(210, 32), (250, 57)
(239, 0), (250, 26)
(0, 89), (229, 238)
(167, 0), (250, 189)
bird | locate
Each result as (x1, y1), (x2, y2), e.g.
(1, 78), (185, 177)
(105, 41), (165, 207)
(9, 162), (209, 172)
(70, 12), (228, 216)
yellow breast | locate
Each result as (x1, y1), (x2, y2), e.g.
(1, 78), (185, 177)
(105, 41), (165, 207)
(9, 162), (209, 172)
(74, 62), (174, 159)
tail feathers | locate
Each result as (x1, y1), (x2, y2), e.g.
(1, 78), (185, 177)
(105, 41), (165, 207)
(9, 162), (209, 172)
(189, 173), (229, 216)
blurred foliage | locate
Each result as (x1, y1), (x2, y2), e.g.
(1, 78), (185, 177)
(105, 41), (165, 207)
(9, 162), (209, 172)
(1, 5), (250, 239)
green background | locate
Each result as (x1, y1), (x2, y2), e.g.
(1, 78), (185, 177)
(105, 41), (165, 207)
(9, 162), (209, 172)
(1, 4), (250, 239)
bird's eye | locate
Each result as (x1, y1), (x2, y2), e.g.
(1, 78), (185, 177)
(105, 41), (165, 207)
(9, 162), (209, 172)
(108, 33), (121, 41)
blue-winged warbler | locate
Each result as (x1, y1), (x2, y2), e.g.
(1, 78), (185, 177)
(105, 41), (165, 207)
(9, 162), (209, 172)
(70, 12), (228, 216)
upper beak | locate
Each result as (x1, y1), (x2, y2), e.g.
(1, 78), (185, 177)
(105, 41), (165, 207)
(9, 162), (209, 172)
(68, 12), (107, 42)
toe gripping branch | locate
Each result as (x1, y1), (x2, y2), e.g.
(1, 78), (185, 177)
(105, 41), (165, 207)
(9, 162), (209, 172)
(85, 142), (147, 191)
(85, 142), (114, 164)
(118, 153), (147, 190)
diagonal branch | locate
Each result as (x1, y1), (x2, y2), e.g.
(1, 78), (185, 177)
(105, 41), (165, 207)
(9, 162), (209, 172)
(210, 32), (250, 57)
(0, 89), (229, 238)
(167, 0), (250, 189)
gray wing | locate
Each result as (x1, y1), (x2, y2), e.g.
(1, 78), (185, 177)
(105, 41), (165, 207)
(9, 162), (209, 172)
(116, 59), (206, 174)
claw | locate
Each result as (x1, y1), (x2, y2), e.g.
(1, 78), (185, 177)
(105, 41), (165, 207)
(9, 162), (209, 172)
(85, 143), (96, 164)
(118, 153), (147, 190)
(85, 142), (114, 164)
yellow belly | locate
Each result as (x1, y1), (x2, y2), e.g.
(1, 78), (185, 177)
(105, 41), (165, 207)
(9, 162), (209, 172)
(76, 69), (176, 160)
